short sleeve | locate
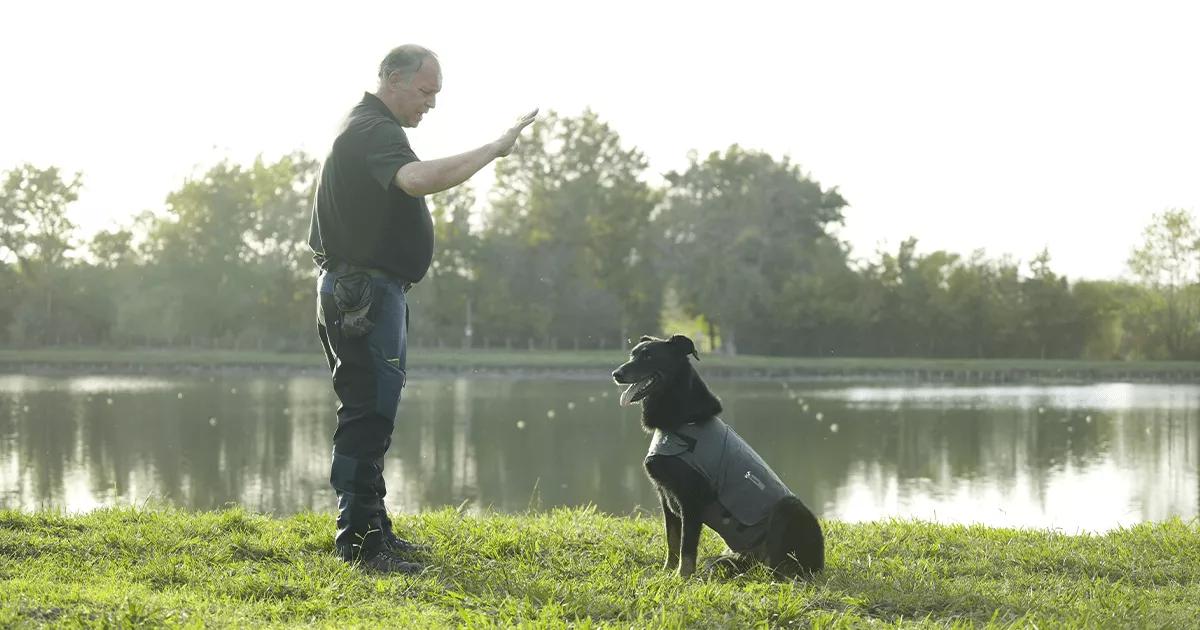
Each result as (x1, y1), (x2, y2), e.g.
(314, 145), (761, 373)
(362, 120), (420, 191)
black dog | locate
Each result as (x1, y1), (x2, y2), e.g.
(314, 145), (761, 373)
(612, 334), (824, 578)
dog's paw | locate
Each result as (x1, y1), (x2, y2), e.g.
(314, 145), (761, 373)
(701, 553), (753, 578)
(702, 555), (730, 575)
(678, 557), (697, 578)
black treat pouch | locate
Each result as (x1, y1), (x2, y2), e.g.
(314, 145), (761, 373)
(333, 272), (375, 338)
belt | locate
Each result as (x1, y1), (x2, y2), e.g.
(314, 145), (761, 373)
(325, 260), (412, 292)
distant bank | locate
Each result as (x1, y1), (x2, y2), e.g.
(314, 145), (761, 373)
(1, 348), (1198, 384)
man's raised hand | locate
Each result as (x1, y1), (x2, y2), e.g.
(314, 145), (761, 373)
(493, 108), (539, 158)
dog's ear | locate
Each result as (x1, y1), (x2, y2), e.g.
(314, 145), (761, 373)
(667, 334), (699, 361)
(639, 335), (654, 343)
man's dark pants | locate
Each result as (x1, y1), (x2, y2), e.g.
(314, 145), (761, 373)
(316, 268), (408, 561)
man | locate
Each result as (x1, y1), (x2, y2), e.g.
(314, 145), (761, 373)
(308, 44), (536, 573)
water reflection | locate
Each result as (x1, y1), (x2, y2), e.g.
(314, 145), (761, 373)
(0, 375), (1195, 532)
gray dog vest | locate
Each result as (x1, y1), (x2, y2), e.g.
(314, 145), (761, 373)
(646, 417), (793, 551)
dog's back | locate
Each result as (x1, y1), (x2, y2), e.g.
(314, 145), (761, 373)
(648, 417), (792, 552)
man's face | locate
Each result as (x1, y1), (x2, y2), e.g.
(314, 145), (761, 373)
(389, 59), (441, 127)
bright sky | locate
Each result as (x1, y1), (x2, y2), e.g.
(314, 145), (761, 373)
(4, 0), (1198, 280)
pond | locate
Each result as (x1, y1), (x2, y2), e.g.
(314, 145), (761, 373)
(1, 373), (1196, 532)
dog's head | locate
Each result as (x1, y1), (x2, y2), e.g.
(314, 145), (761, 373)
(611, 334), (699, 407)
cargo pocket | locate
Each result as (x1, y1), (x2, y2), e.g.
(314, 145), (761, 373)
(367, 279), (408, 420)
(372, 351), (405, 420)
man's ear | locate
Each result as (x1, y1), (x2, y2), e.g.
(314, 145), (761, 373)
(667, 334), (699, 360)
(386, 69), (409, 91)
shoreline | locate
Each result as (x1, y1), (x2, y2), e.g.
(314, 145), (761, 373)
(2, 347), (1199, 383)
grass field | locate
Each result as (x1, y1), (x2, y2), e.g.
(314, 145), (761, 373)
(1, 507), (1198, 628)
(2, 347), (1199, 382)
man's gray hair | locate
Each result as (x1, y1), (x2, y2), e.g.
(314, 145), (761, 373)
(378, 44), (438, 82)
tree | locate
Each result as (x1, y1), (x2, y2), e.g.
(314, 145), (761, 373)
(0, 164), (81, 271)
(243, 152), (320, 275)
(945, 250), (1001, 358)
(1022, 249), (1075, 358)
(777, 236), (864, 356)
(422, 185), (480, 346)
(242, 153), (320, 348)
(133, 153), (318, 348)
(657, 146), (847, 355)
(1127, 209), (1200, 358)
(0, 164), (82, 344)
(1071, 280), (1126, 359)
(90, 229), (134, 269)
(483, 110), (661, 348)
(857, 240), (960, 357)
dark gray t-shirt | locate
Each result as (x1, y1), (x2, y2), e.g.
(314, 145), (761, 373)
(308, 93), (434, 282)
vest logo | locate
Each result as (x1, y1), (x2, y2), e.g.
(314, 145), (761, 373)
(744, 471), (766, 490)
(386, 358), (401, 368)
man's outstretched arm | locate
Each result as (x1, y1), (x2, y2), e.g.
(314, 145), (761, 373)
(394, 109), (537, 197)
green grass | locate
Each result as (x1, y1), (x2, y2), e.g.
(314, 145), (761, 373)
(1, 507), (1198, 628)
(2, 347), (1199, 381)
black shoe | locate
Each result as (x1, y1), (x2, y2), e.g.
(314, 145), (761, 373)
(383, 532), (430, 558)
(360, 549), (424, 575)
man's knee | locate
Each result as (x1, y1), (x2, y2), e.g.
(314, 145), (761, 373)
(330, 451), (385, 492)
(333, 414), (394, 459)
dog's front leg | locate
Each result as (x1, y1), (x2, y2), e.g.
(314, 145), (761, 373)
(645, 456), (709, 578)
(678, 509), (703, 578)
(660, 494), (681, 571)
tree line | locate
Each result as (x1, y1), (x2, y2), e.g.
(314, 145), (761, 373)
(2, 110), (1198, 359)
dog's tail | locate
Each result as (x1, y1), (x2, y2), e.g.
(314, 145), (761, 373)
(770, 495), (825, 578)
